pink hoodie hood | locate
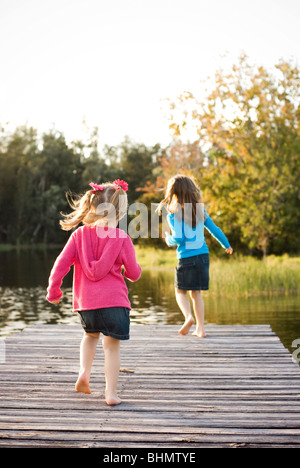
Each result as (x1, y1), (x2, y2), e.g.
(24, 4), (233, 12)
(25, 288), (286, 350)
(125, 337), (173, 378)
(46, 225), (141, 311)
(75, 226), (126, 282)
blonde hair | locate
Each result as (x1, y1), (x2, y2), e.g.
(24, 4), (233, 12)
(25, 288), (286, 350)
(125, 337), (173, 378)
(158, 174), (203, 228)
(60, 183), (128, 231)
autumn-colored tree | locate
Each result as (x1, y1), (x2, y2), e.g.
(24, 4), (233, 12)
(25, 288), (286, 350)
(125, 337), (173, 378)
(164, 55), (300, 256)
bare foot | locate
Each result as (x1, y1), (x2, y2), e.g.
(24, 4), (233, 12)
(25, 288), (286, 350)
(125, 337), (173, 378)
(179, 316), (195, 336)
(105, 391), (122, 406)
(75, 373), (91, 394)
(192, 329), (206, 338)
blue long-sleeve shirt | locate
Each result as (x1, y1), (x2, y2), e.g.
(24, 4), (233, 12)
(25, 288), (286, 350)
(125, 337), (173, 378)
(166, 210), (231, 259)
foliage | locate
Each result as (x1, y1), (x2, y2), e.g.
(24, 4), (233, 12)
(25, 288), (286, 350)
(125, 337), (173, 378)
(209, 254), (300, 297)
(135, 246), (300, 297)
(160, 55), (300, 256)
(0, 125), (161, 244)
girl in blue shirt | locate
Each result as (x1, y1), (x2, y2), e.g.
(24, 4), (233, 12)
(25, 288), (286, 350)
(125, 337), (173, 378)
(159, 175), (233, 338)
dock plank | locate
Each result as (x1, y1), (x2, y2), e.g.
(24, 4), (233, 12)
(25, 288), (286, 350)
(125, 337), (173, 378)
(0, 324), (299, 448)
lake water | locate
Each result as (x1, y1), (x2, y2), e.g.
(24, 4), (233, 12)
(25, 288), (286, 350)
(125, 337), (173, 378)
(0, 248), (300, 359)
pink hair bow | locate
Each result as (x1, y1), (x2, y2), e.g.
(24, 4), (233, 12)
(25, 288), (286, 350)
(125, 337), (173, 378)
(89, 182), (104, 194)
(113, 179), (128, 192)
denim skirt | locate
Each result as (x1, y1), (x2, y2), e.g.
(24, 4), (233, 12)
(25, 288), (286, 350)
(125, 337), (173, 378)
(175, 254), (209, 291)
(78, 307), (130, 340)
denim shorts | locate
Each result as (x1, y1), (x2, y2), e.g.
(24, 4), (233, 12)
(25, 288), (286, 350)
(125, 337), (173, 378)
(175, 254), (209, 291)
(78, 307), (130, 340)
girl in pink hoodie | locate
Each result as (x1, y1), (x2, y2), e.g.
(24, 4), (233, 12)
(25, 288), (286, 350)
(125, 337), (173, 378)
(46, 180), (141, 406)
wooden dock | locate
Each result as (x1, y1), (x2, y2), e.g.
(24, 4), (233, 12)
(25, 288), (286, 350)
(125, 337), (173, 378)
(0, 323), (300, 448)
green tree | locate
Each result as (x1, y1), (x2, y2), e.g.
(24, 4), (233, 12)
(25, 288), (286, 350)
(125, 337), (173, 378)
(0, 126), (162, 245)
(102, 137), (161, 204)
(0, 126), (84, 244)
(0, 126), (38, 244)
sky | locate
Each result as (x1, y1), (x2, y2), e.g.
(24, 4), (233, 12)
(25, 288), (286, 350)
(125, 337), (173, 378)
(1, 0), (300, 148)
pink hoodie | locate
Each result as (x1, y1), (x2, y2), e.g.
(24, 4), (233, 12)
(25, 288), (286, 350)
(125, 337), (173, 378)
(46, 226), (142, 311)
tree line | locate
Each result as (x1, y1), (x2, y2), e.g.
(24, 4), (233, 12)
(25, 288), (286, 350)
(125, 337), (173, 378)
(0, 55), (299, 256)
(0, 127), (161, 246)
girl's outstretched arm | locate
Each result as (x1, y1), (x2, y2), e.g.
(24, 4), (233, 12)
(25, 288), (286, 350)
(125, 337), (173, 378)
(204, 213), (232, 251)
(46, 233), (76, 303)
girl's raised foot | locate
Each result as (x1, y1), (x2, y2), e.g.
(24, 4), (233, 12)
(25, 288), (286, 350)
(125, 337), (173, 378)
(178, 316), (195, 336)
(75, 373), (91, 394)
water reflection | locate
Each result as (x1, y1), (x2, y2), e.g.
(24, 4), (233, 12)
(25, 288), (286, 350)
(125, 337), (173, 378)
(0, 250), (300, 358)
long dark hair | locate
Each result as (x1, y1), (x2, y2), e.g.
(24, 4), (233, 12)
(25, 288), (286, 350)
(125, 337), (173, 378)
(158, 175), (203, 228)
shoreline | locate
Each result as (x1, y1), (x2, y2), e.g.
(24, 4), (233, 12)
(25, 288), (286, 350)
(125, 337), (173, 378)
(1, 244), (300, 297)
